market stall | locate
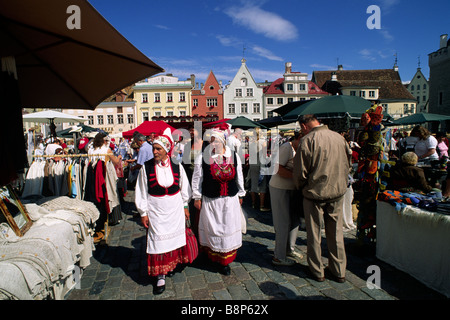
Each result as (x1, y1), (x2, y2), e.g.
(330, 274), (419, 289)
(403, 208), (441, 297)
(0, 185), (99, 300)
(376, 200), (450, 298)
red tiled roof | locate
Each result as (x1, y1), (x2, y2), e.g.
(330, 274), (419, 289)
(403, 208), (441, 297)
(263, 78), (328, 95)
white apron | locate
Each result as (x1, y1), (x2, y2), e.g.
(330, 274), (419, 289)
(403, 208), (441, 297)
(135, 161), (191, 254)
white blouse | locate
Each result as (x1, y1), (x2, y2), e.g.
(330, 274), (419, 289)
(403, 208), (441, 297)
(135, 159), (192, 254)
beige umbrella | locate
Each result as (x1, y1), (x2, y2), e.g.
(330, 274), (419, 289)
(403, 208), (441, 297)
(0, 0), (164, 109)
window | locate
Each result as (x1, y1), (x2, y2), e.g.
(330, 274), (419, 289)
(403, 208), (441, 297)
(235, 89), (242, 97)
(241, 78), (247, 86)
(167, 93), (173, 102)
(246, 88), (253, 97)
(404, 104), (409, 113)
(97, 115), (104, 125)
(423, 84), (427, 90)
(411, 85), (415, 91)
(142, 112), (149, 121)
(154, 111), (161, 117)
(107, 115), (114, 124)
(350, 91), (356, 96)
(179, 92), (185, 102)
(360, 91), (366, 97)
(117, 114), (124, 124)
(117, 106), (123, 113)
(417, 85), (420, 91)
(369, 91), (376, 98)
(299, 84), (306, 91)
(277, 97), (283, 105)
(87, 115), (94, 125)
(180, 110), (186, 117)
(253, 103), (260, 113)
(288, 98), (293, 103)
(167, 111), (174, 116)
(439, 92), (444, 105)
(423, 96), (426, 102)
(127, 114), (134, 124)
(207, 98), (217, 107)
(142, 93), (148, 103)
(287, 84), (293, 91)
(228, 104), (235, 114)
(241, 103), (248, 113)
(267, 98), (273, 105)
(193, 99), (198, 107)
(154, 93), (160, 102)
(268, 111), (274, 118)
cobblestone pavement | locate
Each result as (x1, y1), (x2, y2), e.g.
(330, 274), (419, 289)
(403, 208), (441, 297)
(66, 190), (447, 301)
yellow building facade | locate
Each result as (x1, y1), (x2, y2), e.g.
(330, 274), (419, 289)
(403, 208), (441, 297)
(133, 74), (194, 125)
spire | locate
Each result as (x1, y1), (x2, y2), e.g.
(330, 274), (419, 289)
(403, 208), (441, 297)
(417, 55), (421, 70)
(393, 52), (398, 72)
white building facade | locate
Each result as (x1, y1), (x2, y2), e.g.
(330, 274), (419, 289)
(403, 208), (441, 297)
(223, 59), (264, 121)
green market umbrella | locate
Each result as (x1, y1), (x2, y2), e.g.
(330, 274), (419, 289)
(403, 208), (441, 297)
(226, 116), (268, 129)
(389, 113), (450, 126)
(283, 95), (372, 121)
(56, 124), (99, 138)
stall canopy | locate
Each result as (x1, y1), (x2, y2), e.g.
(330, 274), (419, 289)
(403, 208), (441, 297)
(283, 95), (372, 120)
(388, 113), (450, 126)
(122, 121), (175, 139)
(0, 0), (164, 109)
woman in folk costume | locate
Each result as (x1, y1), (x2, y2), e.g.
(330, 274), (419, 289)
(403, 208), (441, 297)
(192, 126), (246, 275)
(135, 128), (192, 294)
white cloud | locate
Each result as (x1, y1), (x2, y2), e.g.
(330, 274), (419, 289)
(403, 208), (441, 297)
(216, 35), (243, 48)
(380, 29), (394, 41)
(310, 64), (336, 70)
(224, 5), (298, 41)
(251, 45), (283, 61)
(359, 49), (395, 62)
(154, 24), (170, 30)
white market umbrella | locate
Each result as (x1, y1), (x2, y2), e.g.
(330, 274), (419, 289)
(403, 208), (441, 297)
(23, 110), (87, 137)
(22, 110), (87, 124)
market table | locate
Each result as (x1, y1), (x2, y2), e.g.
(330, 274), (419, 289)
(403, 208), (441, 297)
(376, 200), (450, 298)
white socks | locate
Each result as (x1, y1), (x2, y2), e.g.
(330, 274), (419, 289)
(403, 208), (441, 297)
(156, 275), (165, 287)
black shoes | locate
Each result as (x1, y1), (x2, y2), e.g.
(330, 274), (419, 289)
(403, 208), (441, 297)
(218, 264), (231, 276)
(153, 275), (166, 295)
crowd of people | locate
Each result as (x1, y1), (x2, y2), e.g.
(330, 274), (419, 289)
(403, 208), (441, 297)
(24, 118), (450, 295)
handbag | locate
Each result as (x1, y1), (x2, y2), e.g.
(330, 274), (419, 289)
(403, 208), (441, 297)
(185, 218), (198, 263)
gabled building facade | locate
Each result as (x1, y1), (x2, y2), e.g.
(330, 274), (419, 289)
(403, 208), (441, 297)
(407, 66), (429, 113)
(312, 66), (417, 119)
(191, 71), (224, 120)
(264, 62), (329, 118)
(133, 74), (194, 124)
(223, 58), (264, 121)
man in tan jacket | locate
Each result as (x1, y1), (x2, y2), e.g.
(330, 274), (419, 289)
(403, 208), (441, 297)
(293, 114), (352, 283)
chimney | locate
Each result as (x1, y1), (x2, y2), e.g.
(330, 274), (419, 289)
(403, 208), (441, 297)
(440, 34), (448, 49)
(285, 62), (292, 73)
(190, 74), (195, 87)
(331, 72), (337, 81)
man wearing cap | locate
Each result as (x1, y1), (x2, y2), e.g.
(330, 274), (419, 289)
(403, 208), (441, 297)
(131, 133), (153, 173)
(293, 114), (352, 283)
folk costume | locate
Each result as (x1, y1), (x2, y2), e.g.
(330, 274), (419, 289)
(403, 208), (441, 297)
(192, 129), (245, 272)
(135, 129), (192, 284)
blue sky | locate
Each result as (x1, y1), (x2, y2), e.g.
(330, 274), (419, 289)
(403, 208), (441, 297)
(90, 0), (449, 85)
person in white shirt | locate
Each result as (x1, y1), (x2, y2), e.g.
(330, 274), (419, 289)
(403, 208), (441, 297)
(412, 125), (439, 163)
(44, 138), (62, 155)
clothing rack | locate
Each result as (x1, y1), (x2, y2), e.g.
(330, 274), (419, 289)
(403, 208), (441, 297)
(33, 154), (110, 158)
